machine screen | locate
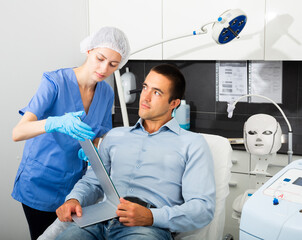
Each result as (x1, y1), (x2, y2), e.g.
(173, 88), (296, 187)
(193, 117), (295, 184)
(293, 177), (302, 186)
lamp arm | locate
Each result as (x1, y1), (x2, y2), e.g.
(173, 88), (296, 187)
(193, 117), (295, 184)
(130, 21), (216, 56)
(131, 33), (192, 56)
(200, 21), (216, 33)
(114, 70), (129, 127)
(233, 94), (292, 132)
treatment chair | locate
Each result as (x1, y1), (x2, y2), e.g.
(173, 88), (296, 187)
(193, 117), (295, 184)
(38, 133), (232, 240)
(175, 133), (233, 240)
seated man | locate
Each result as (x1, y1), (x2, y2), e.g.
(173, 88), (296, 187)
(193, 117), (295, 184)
(55, 64), (215, 240)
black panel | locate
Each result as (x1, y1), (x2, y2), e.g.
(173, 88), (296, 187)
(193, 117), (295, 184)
(114, 60), (302, 155)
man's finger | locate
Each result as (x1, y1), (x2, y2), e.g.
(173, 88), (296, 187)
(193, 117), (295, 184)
(75, 204), (82, 217)
(116, 209), (128, 217)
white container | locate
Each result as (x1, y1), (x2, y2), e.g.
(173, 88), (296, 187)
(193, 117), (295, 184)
(121, 67), (136, 104)
(174, 100), (190, 130)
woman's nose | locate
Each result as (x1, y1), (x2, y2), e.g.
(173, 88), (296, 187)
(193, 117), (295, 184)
(100, 62), (109, 73)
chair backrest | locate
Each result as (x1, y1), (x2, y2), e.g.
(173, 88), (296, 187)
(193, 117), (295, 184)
(175, 133), (233, 240)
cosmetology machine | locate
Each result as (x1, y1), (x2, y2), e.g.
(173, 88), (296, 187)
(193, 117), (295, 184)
(239, 159), (302, 240)
(227, 94), (301, 239)
(232, 113), (283, 220)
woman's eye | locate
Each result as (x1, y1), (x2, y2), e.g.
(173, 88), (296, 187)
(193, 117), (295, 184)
(248, 131), (257, 135)
(263, 130), (273, 135)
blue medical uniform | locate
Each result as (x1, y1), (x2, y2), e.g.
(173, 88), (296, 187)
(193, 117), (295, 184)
(11, 68), (114, 212)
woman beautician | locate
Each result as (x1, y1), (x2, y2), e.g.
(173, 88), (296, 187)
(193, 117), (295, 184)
(11, 26), (130, 240)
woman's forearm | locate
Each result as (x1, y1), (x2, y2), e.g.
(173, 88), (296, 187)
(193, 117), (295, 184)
(12, 112), (47, 141)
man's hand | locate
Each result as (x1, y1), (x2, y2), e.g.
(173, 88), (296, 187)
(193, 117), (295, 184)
(56, 199), (82, 222)
(116, 198), (153, 227)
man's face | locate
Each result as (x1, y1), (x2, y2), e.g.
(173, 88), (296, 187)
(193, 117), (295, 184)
(139, 71), (177, 121)
(244, 114), (281, 155)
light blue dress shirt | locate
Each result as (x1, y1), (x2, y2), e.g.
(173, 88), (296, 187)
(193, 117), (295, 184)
(66, 118), (215, 233)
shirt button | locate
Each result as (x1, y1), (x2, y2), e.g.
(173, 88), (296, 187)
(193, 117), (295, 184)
(136, 165), (140, 169)
(130, 188), (134, 193)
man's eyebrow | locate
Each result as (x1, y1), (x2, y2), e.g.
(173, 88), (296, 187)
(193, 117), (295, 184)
(142, 83), (164, 94)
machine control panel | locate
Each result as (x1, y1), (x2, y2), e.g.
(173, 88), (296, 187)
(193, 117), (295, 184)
(263, 168), (302, 204)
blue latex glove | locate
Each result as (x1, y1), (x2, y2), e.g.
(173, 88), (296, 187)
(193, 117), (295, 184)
(78, 146), (98, 166)
(78, 148), (89, 162)
(45, 111), (95, 141)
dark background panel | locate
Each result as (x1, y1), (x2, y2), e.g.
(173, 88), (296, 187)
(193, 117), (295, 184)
(113, 60), (302, 155)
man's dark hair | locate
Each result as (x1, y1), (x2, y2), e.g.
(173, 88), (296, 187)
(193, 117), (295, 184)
(151, 64), (186, 103)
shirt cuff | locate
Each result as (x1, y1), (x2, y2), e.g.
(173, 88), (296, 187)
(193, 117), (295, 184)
(150, 208), (167, 228)
(65, 193), (84, 206)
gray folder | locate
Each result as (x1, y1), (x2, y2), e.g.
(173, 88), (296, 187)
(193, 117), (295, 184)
(72, 139), (120, 228)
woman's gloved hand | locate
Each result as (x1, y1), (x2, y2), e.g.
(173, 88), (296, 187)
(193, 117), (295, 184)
(78, 148), (89, 162)
(78, 146), (98, 166)
(45, 111), (95, 141)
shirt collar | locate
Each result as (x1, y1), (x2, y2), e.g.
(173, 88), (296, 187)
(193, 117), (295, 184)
(130, 118), (181, 135)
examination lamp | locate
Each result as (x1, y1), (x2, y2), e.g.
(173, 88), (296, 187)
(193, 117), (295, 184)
(131, 8), (247, 55)
(114, 9), (247, 127)
(227, 94), (293, 164)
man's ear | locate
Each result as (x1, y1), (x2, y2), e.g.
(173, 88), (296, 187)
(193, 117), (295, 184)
(170, 99), (181, 110)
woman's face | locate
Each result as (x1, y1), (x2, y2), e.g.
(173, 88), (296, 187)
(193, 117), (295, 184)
(86, 47), (121, 82)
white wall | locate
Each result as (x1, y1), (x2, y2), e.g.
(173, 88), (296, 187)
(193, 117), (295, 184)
(0, 1), (88, 239)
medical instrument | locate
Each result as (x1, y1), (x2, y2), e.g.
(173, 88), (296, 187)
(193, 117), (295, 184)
(45, 111), (95, 141)
(240, 159), (302, 240)
(131, 8), (247, 55)
(212, 9), (247, 44)
(232, 114), (283, 221)
(115, 9), (248, 127)
(244, 114), (282, 157)
(227, 94), (293, 164)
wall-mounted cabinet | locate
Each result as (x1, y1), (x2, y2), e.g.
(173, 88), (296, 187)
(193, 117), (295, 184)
(89, 0), (301, 61)
(88, 0), (162, 60)
(265, 0), (302, 60)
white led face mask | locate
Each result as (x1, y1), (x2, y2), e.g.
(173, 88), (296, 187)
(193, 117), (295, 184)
(244, 114), (282, 156)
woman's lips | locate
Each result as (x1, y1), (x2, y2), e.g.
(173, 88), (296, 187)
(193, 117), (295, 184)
(96, 72), (105, 79)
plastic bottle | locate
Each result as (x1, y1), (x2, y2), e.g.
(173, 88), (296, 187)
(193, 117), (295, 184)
(174, 100), (190, 130)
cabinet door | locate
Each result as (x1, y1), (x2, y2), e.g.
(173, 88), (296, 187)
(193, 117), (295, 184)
(88, 0), (162, 60)
(265, 0), (302, 60)
(224, 173), (250, 240)
(231, 150), (250, 174)
(163, 0), (265, 60)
